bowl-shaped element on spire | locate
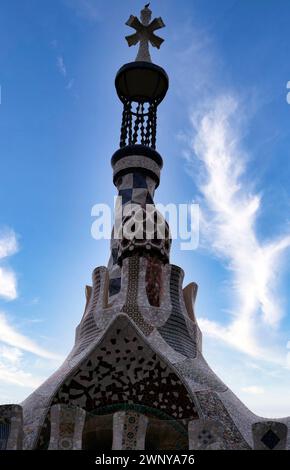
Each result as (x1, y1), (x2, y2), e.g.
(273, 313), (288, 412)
(115, 61), (169, 105)
(115, 62), (168, 149)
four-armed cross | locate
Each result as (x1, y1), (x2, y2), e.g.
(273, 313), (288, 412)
(125, 4), (165, 62)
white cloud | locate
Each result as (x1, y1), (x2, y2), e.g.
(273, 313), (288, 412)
(0, 361), (44, 388)
(0, 312), (62, 361)
(0, 228), (58, 391)
(57, 55), (67, 77)
(66, 78), (74, 90)
(0, 267), (17, 300)
(241, 385), (265, 395)
(187, 95), (290, 362)
(56, 54), (74, 91)
(0, 229), (18, 259)
(0, 227), (61, 389)
(0, 229), (18, 300)
(0, 344), (47, 389)
(173, 17), (290, 415)
(0, 345), (23, 366)
(0, 228), (62, 392)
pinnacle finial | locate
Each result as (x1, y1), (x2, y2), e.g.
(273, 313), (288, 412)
(125, 5), (165, 62)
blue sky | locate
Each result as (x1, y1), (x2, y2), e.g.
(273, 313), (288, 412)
(1, 0), (290, 417)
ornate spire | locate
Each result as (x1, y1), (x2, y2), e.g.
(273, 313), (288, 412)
(111, 6), (170, 267)
(115, 4), (168, 150)
(125, 4), (165, 62)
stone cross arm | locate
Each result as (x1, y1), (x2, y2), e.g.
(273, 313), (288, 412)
(125, 5), (165, 62)
(125, 15), (165, 49)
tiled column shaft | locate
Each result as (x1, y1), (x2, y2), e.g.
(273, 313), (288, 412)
(112, 411), (148, 450)
(0, 404), (23, 450)
(48, 404), (86, 450)
(188, 419), (224, 450)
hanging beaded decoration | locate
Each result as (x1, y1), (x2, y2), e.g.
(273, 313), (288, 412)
(120, 99), (158, 149)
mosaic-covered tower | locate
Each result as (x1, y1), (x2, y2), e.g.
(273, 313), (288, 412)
(1, 5), (290, 451)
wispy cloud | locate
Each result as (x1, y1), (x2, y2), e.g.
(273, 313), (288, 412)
(0, 358), (44, 388)
(0, 227), (62, 392)
(0, 341), (49, 391)
(241, 385), (265, 395)
(0, 230), (18, 259)
(53, 47), (74, 91)
(57, 55), (67, 77)
(0, 268), (17, 300)
(185, 95), (290, 362)
(0, 312), (62, 361)
(0, 229), (18, 300)
(66, 78), (75, 90)
(0, 345), (23, 366)
(63, 0), (100, 22)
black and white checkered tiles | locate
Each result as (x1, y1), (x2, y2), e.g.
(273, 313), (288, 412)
(117, 172), (155, 206)
(108, 171), (157, 299)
